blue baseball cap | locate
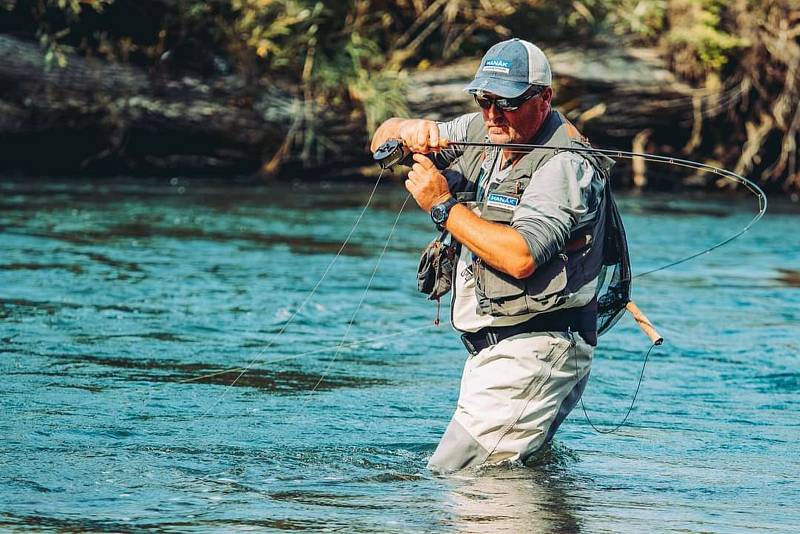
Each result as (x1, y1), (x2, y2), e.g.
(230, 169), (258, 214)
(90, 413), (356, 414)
(464, 38), (552, 98)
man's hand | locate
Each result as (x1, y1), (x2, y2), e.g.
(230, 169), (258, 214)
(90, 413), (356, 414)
(397, 119), (447, 153)
(370, 118), (449, 153)
(405, 154), (452, 212)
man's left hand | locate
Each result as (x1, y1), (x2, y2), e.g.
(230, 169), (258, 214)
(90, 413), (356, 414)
(405, 154), (452, 212)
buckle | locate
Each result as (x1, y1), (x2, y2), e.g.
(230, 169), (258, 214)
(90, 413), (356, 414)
(460, 333), (479, 356)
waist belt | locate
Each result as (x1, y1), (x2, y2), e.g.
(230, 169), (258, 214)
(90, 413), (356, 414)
(460, 299), (597, 355)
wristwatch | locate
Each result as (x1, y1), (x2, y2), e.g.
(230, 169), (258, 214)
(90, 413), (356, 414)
(430, 197), (459, 231)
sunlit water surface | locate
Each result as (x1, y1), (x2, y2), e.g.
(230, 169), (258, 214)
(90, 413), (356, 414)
(1, 177), (798, 532)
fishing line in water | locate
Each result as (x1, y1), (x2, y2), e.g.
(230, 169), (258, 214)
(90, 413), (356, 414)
(193, 169), (388, 419)
(292, 193), (413, 418)
(74, 169), (392, 420)
(105, 170), (420, 432)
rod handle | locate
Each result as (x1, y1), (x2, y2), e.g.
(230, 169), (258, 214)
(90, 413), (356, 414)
(626, 301), (663, 345)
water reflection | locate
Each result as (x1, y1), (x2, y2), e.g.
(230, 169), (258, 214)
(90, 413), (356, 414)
(444, 447), (584, 533)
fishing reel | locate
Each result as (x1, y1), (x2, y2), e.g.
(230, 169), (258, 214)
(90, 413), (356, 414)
(373, 138), (413, 170)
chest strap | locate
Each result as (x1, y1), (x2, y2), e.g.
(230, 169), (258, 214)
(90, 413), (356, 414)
(460, 299), (597, 355)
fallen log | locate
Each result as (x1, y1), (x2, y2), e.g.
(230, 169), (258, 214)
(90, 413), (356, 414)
(0, 35), (293, 174)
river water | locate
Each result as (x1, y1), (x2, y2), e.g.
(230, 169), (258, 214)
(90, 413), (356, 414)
(1, 177), (798, 533)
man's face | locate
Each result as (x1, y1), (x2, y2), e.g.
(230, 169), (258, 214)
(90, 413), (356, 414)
(480, 87), (553, 145)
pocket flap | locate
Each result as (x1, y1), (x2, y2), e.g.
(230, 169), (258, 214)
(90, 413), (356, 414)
(475, 259), (526, 299)
(526, 254), (568, 298)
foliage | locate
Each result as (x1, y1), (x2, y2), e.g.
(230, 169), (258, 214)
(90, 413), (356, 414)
(663, 0), (746, 81)
(5, 0), (113, 69)
(606, 0), (667, 39)
(719, 0), (800, 192)
(1, 0), (799, 191)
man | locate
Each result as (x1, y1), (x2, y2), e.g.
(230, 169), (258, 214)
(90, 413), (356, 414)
(370, 38), (614, 473)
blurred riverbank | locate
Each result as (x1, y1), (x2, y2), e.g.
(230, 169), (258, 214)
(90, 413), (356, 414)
(1, 1), (798, 197)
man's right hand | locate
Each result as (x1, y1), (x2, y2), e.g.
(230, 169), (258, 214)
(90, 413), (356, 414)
(371, 118), (449, 153)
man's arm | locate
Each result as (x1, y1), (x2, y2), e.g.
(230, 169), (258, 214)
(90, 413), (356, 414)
(374, 117), (536, 278)
(406, 154), (535, 279)
(447, 205), (536, 278)
(511, 153), (599, 268)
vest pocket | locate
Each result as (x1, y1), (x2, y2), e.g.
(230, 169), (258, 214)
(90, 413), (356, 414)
(523, 254), (569, 312)
(475, 258), (525, 299)
(474, 254), (568, 316)
(480, 206), (514, 224)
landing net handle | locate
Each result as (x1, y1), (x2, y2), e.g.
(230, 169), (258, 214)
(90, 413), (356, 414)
(626, 301), (663, 345)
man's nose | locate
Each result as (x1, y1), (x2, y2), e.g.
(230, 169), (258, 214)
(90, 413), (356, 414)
(486, 103), (504, 119)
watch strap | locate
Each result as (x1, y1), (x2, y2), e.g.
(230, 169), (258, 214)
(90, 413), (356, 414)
(432, 196), (459, 231)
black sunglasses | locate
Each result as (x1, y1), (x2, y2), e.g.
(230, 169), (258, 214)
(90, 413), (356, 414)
(473, 87), (544, 111)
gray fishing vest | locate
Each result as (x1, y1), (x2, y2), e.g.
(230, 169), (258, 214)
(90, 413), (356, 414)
(455, 111), (616, 317)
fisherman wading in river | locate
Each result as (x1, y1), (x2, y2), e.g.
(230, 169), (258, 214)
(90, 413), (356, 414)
(371, 38), (626, 473)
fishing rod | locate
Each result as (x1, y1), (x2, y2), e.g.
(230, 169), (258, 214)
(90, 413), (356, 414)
(375, 137), (768, 339)
(375, 137), (769, 207)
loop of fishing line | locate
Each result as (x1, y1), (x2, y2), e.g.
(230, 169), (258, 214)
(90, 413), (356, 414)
(444, 143), (767, 434)
(73, 169), (420, 428)
(574, 339), (657, 434)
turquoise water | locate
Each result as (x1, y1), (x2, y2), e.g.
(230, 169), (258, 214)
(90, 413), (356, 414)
(1, 177), (798, 532)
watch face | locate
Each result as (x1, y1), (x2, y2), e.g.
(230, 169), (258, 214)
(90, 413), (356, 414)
(431, 205), (446, 224)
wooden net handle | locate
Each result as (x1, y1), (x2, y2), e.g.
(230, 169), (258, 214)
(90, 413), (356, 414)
(626, 301), (664, 345)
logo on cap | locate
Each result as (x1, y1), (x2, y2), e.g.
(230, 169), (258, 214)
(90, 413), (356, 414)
(482, 59), (512, 74)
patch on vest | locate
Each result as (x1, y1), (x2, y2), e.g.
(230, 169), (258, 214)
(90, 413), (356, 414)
(486, 192), (520, 210)
(483, 59), (511, 74)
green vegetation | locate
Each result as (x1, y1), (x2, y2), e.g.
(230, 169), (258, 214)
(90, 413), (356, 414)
(1, 0), (798, 193)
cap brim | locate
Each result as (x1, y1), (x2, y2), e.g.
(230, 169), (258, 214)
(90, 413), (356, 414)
(463, 77), (530, 98)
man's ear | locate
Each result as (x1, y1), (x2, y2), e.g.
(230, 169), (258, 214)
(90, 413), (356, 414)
(541, 87), (554, 105)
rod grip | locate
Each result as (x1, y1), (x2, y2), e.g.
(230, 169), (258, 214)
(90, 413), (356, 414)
(626, 301), (664, 345)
